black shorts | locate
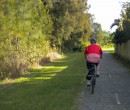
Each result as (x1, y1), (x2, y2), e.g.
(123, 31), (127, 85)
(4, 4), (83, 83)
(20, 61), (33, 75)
(86, 61), (99, 70)
(86, 61), (99, 80)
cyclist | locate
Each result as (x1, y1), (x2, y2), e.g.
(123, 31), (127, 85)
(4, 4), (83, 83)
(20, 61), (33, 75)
(84, 38), (103, 86)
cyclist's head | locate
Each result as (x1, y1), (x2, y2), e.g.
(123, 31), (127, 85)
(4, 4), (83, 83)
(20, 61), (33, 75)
(90, 38), (96, 44)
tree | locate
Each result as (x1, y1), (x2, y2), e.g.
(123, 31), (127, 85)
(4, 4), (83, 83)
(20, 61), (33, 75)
(45, 0), (92, 51)
(0, 0), (53, 78)
(111, 2), (130, 44)
(92, 22), (103, 44)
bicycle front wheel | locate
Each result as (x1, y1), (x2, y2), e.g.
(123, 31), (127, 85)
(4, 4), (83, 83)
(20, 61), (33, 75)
(91, 76), (96, 94)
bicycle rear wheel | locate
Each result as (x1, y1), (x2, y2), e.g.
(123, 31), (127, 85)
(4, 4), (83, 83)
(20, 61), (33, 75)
(91, 75), (96, 94)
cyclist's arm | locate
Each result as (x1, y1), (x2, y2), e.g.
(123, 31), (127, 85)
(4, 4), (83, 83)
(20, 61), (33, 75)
(99, 46), (103, 59)
(84, 47), (88, 59)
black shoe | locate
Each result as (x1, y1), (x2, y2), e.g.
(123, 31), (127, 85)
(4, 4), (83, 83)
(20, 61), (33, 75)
(96, 74), (100, 78)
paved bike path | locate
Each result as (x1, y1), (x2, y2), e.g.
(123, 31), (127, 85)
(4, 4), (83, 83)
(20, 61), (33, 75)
(80, 51), (130, 110)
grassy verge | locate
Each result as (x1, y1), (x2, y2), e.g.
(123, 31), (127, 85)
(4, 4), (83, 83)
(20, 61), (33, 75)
(111, 52), (130, 70)
(112, 53), (130, 69)
(0, 52), (86, 110)
(102, 47), (114, 51)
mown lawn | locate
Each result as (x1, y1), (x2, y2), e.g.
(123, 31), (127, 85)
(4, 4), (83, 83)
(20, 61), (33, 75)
(0, 52), (86, 110)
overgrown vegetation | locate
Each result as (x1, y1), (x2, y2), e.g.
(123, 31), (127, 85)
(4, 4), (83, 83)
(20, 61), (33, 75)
(111, 2), (130, 44)
(0, 0), (92, 79)
(0, 0), (114, 79)
(0, 0), (53, 79)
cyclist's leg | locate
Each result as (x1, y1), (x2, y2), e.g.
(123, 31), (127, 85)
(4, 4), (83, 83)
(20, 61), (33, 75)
(96, 64), (99, 73)
(86, 62), (93, 86)
(95, 63), (100, 77)
(86, 62), (93, 80)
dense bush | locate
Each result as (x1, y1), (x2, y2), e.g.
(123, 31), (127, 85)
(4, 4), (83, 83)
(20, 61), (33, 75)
(111, 2), (130, 44)
(0, 0), (52, 78)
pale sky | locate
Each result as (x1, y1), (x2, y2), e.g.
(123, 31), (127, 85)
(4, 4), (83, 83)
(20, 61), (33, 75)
(88, 0), (129, 32)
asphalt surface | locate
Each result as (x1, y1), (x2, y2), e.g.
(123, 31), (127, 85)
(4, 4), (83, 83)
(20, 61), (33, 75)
(80, 51), (130, 110)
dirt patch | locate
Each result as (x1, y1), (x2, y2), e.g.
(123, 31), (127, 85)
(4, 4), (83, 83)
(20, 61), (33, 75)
(47, 52), (62, 61)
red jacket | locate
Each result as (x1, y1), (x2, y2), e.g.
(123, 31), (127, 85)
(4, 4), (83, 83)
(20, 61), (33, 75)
(84, 44), (103, 63)
(84, 44), (102, 55)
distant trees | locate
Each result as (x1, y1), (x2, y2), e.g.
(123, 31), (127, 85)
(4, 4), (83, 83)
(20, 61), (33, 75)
(111, 2), (130, 44)
(91, 22), (113, 47)
(101, 31), (114, 47)
(92, 23), (103, 45)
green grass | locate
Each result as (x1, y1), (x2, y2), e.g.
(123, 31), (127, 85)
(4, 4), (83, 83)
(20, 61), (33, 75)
(102, 47), (114, 51)
(109, 49), (115, 54)
(0, 52), (86, 110)
(110, 49), (130, 71)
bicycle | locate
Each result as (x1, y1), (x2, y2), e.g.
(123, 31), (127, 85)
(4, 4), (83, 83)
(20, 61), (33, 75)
(90, 64), (96, 94)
